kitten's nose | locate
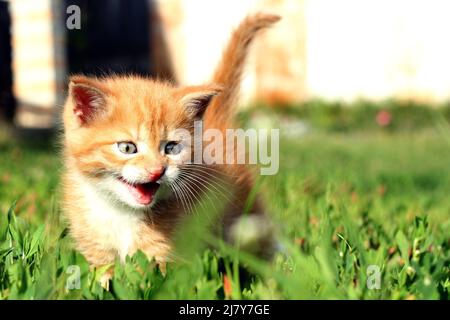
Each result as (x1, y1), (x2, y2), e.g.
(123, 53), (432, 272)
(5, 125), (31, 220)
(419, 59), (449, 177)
(148, 166), (165, 182)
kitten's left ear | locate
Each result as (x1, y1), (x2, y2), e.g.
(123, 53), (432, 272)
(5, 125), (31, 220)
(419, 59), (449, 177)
(177, 85), (222, 118)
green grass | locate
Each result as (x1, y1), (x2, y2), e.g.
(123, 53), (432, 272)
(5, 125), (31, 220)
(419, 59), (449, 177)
(0, 106), (449, 300)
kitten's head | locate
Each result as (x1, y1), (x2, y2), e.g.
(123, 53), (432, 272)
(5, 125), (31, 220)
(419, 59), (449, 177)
(63, 75), (221, 210)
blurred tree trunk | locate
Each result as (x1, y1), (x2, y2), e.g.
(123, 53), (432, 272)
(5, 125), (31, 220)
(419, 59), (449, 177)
(10, 0), (66, 129)
(0, 1), (14, 122)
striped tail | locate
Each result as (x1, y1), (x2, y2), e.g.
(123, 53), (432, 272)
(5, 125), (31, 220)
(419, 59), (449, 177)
(204, 13), (281, 129)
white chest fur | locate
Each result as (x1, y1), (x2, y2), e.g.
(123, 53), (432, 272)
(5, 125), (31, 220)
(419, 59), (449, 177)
(78, 177), (145, 261)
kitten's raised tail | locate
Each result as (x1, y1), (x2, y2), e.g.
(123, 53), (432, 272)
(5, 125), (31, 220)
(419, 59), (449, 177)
(205, 13), (281, 127)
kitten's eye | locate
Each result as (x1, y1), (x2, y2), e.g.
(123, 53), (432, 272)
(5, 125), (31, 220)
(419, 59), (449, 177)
(164, 141), (182, 155)
(117, 142), (137, 154)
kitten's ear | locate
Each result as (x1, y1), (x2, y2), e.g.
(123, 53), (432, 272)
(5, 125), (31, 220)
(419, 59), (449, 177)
(68, 76), (107, 125)
(177, 85), (222, 118)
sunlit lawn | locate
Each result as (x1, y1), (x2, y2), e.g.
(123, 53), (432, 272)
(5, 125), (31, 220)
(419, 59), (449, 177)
(0, 106), (449, 299)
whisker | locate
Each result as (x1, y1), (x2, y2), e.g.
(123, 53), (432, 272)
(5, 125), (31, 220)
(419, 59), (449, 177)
(181, 167), (237, 200)
(173, 178), (195, 214)
(178, 171), (235, 205)
(175, 174), (215, 214)
(176, 177), (199, 214)
(181, 165), (235, 187)
(184, 163), (240, 178)
(172, 179), (190, 213)
(177, 172), (223, 215)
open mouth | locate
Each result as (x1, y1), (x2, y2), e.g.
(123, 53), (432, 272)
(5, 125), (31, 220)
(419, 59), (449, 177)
(119, 177), (160, 205)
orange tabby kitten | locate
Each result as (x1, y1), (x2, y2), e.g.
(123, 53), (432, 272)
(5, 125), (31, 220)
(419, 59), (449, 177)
(62, 14), (280, 275)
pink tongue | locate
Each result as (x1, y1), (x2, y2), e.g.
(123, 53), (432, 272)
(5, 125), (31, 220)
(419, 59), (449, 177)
(126, 183), (157, 205)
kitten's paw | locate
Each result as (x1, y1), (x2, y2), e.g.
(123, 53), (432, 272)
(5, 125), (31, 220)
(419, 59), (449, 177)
(97, 268), (114, 291)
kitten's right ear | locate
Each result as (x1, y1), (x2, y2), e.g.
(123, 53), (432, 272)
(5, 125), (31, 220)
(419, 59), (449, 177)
(68, 76), (107, 125)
